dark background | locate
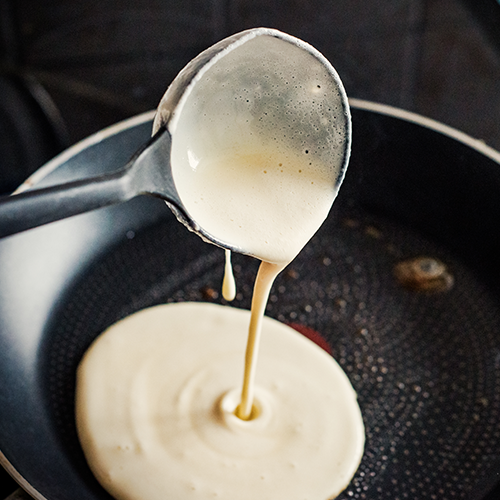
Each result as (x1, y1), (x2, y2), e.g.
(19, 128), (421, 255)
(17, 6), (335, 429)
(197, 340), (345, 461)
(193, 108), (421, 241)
(1, 0), (500, 498)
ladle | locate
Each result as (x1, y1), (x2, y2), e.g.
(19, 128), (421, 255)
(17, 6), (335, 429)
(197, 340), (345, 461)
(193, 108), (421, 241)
(0, 28), (351, 256)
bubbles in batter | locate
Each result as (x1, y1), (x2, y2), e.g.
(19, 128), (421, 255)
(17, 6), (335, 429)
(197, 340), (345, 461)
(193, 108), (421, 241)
(167, 33), (349, 264)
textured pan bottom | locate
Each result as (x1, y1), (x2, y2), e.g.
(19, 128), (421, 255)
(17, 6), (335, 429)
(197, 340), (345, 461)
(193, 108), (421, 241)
(39, 206), (500, 500)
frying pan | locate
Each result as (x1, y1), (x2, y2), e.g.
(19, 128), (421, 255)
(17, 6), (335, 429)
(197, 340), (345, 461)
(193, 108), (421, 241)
(1, 99), (500, 500)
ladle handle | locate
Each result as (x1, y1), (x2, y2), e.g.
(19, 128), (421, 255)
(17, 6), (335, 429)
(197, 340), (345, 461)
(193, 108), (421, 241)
(0, 128), (178, 239)
(0, 167), (133, 239)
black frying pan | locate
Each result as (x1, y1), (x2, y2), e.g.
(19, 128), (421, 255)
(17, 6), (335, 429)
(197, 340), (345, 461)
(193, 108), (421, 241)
(1, 100), (500, 500)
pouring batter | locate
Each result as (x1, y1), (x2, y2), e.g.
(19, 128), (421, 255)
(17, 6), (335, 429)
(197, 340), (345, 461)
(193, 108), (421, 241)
(76, 28), (364, 500)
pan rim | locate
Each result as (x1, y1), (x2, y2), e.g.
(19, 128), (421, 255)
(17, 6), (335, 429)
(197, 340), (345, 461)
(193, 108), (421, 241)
(13, 110), (157, 195)
(0, 450), (47, 500)
(13, 99), (500, 199)
(349, 98), (500, 165)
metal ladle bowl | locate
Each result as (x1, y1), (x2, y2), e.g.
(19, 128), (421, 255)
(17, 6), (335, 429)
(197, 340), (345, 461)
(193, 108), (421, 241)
(0, 28), (351, 257)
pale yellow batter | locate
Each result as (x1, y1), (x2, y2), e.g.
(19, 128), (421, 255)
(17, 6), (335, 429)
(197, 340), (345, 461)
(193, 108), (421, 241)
(76, 29), (362, 500)
(222, 249), (236, 301)
(76, 302), (365, 500)
(173, 144), (336, 265)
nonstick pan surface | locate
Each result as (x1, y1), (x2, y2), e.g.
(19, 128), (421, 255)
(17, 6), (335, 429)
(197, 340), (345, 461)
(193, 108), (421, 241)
(1, 100), (500, 500)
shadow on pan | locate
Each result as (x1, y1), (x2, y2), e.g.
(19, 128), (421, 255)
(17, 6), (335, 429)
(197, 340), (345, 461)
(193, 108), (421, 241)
(0, 100), (499, 500)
